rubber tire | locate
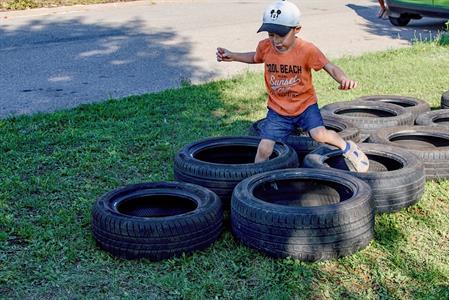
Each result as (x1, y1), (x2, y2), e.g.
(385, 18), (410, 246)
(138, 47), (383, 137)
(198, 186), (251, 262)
(441, 90), (449, 109)
(415, 109), (449, 128)
(370, 126), (449, 180)
(303, 143), (425, 213)
(231, 168), (374, 261)
(92, 182), (223, 260)
(354, 95), (430, 121)
(389, 15), (411, 26)
(248, 115), (360, 164)
(174, 136), (299, 206)
(320, 100), (414, 136)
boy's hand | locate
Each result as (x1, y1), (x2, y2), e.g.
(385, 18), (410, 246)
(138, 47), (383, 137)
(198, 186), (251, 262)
(339, 78), (357, 90)
(216, 47), (233, 62)
(323, 63), (358, 91)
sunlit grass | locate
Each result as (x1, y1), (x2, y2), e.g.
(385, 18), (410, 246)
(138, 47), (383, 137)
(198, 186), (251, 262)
(0, 42), (448, 299)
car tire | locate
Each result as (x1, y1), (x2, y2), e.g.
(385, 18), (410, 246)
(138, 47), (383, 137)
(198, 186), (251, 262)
(248, 116), (360, 164)
(441, 90), (449, 109)
(92, 182), (223, 260)
(370, 126), (449, 180)
(174, 136), (299, 206)
(415, 109), (449, 128)
(320, 101), (414, 137)
(389, 15), (411, 26)
(231, 168), (374, 261)
(354, 95), (430, 121)
(303, 143), (425, 213)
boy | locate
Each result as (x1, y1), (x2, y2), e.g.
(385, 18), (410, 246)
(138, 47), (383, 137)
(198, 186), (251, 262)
(216, 0), (369, 172)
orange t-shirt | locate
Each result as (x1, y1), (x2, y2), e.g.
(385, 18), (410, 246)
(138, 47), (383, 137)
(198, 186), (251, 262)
(254, 38), (329, 116)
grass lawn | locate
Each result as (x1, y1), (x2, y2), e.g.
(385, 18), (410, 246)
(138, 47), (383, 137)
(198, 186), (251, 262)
(0, 0), (132, 10)
(1, 42), (449, 299)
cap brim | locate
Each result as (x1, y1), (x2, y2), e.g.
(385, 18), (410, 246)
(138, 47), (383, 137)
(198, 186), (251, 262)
(257, 23), (291, 36)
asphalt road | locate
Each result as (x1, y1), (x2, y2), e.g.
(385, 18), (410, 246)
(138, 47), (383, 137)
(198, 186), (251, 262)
(0, 0), (446, 118)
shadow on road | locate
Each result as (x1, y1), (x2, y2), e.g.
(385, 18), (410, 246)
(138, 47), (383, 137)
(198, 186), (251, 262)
(347, 3), (447, 42)
(0, 17), (215, 117)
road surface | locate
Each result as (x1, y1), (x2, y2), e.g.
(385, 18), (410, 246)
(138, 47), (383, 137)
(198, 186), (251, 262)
(0, 0), (446, 117)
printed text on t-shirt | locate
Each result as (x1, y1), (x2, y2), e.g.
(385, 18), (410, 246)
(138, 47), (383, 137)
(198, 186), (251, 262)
(266, 64), (302, 74)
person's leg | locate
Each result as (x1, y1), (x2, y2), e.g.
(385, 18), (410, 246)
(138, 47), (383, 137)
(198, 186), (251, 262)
(309, 126), (346, 149)
(297, 104), (369, 172)
(377, 0), (387, 18)
(309, 126), (369, 172)
(256, 108), (294, 163)
(255, 139), (276, 163)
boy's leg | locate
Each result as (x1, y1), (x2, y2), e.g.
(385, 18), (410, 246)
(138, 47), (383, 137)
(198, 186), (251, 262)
(296, 104), (369, 172)
(308, 126), (346, 149)
(255, 139), (276, 163)
(256, 108), (294, 163)
(309, 126), (369, 172)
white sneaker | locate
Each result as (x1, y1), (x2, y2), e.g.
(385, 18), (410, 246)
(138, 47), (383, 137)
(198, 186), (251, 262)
(342, 141), (369, 172)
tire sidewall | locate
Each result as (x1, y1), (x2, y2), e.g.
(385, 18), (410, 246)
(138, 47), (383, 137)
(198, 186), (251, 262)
(231, 168), (372, 218)
(174, 136), (299, 177)
(93, 181), (221, 226)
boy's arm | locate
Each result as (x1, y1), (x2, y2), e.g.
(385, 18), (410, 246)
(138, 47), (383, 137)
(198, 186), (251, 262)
(323, 63), (358, 90)
(216, 47), (256, 64)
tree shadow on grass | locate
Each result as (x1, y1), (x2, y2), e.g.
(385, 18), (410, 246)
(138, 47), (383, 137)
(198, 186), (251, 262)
(0, 70), (362, 298)
(0, 16), (215, 117)
(0, 71), (271, 298)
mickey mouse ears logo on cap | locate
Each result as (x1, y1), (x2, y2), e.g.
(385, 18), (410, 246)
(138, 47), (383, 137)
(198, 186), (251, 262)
(270, 9), (282, 20)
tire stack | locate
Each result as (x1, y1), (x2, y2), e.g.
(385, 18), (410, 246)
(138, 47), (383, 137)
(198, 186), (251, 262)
(370, 126), (449, 180)
(92, 136), (300, 261)
(319, 98), (416, 141)
(171, 136), (376, 261)
(231, 169), (374, 261)
(353, 95), (430, 121)
(173, 136), (299, 207)
(92, 93), (445, 262)
(346, 93), (449, 181)
(302, 143), (425, 213)
(317, 95), (449, 180)
(92, 182), (224, 260)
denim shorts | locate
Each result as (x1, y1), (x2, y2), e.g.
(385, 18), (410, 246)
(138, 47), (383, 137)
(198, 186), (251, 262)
(260, 104), (324, 142)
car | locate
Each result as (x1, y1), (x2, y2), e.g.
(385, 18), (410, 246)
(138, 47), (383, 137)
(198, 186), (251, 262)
(386, 0), (449, 26)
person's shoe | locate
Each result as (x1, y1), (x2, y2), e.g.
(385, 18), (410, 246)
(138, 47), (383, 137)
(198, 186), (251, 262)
(342, 141), (369, 172)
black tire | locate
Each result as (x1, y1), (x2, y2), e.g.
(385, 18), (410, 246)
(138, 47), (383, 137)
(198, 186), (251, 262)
(174, 136), (299, 206)
(415, 109), (449, 128)
(389, 15), (411, 26)
(441, 90), (449, 109)
(320, 101), (414, 136)
(354, 95), (430, 121)
(92, 182), (223, 260)
(231, 168), (374, 261)
(370, 126), (449, 180)
(248, 116), (360, 164)
(303, 143), (425, 213)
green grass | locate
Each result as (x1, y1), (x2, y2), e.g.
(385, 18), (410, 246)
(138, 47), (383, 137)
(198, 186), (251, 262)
(1, 42), (449, 299)
(0, 0), (134, 10)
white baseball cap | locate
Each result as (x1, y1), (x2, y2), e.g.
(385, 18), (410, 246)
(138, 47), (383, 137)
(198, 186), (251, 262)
(257, 0), (301, 36)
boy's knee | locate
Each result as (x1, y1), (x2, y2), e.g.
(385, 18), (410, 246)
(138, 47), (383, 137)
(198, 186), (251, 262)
(258, 143), (274, 158)
(256, 139), (275, 162)
(309, 127), (328, 143)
